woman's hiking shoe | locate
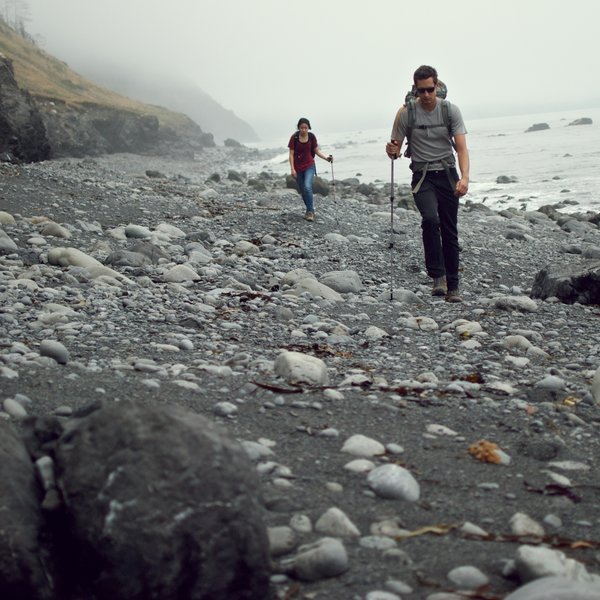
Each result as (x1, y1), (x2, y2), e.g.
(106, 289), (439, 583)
(445, 289), (463, 303)
(432, 276), (447, 296)
(305, 212), (315, 222)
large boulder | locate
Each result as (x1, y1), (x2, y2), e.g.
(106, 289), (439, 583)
(531, 260), (600, 304)
(0, 53), (50, 162)
(0, 421), (52, 600)
(41, 400), (270, 600)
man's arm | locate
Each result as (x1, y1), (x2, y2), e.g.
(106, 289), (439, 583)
(386, 106), (406, 159)
(453, 133), (469, 197)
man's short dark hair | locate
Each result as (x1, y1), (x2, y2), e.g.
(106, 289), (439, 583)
(413, 65), (438, 85)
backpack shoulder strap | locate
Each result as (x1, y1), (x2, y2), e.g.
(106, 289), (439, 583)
(308, 131), (316, 157)
(441, 100), (456, 151)
(404, 99), (417, 158)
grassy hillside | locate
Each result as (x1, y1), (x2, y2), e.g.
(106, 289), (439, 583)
(0, 19), (195, 131)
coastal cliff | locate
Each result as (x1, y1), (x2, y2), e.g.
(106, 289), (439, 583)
(0, 19), (216, 162)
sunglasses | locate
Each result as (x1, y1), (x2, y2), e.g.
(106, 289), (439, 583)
(417, 86), (436, 94)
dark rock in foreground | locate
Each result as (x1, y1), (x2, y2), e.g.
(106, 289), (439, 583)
(531, 260), (600, 304)
(16, 400), (271, 600)
(0, 421), (52, 600)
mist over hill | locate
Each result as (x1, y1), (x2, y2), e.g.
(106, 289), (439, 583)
(54, 60), (260, 145)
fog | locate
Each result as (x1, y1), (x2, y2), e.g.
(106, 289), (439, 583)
(24, 0), (600, 140)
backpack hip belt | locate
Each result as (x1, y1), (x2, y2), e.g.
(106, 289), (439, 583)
(411, 158), (458, 195)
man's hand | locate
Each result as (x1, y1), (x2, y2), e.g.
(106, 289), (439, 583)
(455, 177), (469, 197)
(327, 155), (333, 163)
(386, 140), (400, 159)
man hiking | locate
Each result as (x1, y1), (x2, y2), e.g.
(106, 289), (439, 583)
(386, 65), (470, 302)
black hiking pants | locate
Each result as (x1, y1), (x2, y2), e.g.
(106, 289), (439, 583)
(411, 169), (460, 291)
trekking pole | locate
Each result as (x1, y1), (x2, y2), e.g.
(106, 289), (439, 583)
(389, 158), (395, 301)
(329, 157), (339, 228)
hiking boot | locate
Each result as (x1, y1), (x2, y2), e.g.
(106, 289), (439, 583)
(305, 212), (315, 222)
(445, 289), (463, 303)
(432, 276), (447, 296)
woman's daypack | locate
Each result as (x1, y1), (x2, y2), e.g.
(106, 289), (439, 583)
(293, 131), (317, 158)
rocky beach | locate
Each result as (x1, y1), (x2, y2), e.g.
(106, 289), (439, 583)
(2, 146), (600, 600)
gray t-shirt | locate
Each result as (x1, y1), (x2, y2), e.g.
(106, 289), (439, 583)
(390, 100), (467, 163)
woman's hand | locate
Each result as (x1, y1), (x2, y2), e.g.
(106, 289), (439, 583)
(327, 155), (333, 163)
(291, 169), (297, 178)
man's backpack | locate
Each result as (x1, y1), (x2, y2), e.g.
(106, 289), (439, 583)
(402, 80), (455, 159)
(293, 131), (316, 158)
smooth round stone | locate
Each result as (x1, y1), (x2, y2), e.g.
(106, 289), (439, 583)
(39, 339), (70, 364)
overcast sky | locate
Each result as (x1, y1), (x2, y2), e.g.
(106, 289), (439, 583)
(24, 0), (600, 140)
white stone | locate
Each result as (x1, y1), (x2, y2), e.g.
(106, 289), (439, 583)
(39, 339), (69, 364)
(155, 222), (186, 238)
(509, 513), (545, 537)
(124, 224), (152, 239)
(364, 325), (390, 340)
(290, 278), (343, 301)
(315, 507), (360, 538)
(40, 221), (71, 238)
(343, 458), (376, 473)
(234, 240), (260, 255)
(290, 514), (312, 533)
(377, 288), (424, 304)
(447, 565), (489, 590)
(534, 375), (566, 390)
(0, 211), (16, 225)
(367, 464), (420, 502)
(399, 316), (439, 331)
(341, 434), (385, 457)
(503, 335), (533, 350)
(426, 424), (457, 436)
(515, 545), (598, 583)
(319, 270), (363, 293)
(455, 321), (483, 335)
(504, 575), (600, 600)
(0, 229), (18, 251)
(493, 295), (538, 312)
(274, 351), (329, 385)
(3, 398), (28, 418)
(289, 537), (349, 581)
(48, 247), (103, 268)
(281, 268), (316, 286)
(323, 388), (344, 401)
(323, 233), (350, 243)
(163, 264), (200, 283)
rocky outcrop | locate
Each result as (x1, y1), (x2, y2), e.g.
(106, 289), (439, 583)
(36, 98), (214, 159)
(525, 122), (550, 132)
(0, 52), (50, 162)
(567, 117), (592, 126)
(531, 260), (600, 304)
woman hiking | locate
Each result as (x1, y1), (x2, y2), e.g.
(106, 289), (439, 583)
(288, 118), (333, 222)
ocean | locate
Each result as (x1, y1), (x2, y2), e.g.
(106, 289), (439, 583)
(242, 106), (600, 214)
